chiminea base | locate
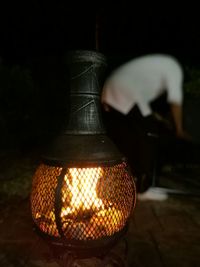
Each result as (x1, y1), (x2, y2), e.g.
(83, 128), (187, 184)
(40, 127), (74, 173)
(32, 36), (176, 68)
(33, 222), (128, 258)
(45, 234), (128, 267)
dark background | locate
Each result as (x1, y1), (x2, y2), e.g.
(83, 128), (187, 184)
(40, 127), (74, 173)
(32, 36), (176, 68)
(0, 2), (200, 150)
(0, 2), (200, 66)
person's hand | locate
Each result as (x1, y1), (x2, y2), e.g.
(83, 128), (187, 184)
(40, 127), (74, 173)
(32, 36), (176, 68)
(176, 129), (193, 141)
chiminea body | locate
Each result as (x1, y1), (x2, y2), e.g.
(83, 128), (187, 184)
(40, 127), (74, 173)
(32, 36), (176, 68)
(31, 50), (136, 255)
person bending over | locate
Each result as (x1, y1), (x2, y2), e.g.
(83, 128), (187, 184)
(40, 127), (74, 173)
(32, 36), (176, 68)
(101, 54), (191, 201)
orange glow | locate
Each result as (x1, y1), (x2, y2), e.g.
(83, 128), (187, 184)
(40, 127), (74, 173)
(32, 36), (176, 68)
(59, 167), (126, 239)
(32, 163), (135, 240)
(61, 167), (104, 217)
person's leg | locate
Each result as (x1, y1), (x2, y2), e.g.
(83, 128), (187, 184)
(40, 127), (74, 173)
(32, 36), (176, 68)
(102, 107), (145, 185)
(127, 109), (158, 193)
(130, 113), (169, 200)
(103, 107), (168, 200)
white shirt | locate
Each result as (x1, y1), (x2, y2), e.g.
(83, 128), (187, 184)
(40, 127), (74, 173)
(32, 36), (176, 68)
(102, 54), (183, 116)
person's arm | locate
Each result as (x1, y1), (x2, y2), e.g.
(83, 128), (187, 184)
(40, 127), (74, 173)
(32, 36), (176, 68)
(101, 87), (111, 111)
(170, 102), (192, 140)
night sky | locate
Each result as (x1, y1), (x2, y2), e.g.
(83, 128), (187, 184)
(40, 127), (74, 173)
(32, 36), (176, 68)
(0, 2), (200, 68)
(0, 1), (200, 149)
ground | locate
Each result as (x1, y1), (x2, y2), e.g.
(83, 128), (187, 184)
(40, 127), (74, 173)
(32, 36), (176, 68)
(0, 150), (200, 267)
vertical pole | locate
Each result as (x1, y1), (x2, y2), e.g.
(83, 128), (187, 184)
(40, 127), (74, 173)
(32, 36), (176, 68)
(95, 13), (100, 52)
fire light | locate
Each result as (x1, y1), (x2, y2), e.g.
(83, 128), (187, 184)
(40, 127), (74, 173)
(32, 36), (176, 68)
(31, 162), (135, 241)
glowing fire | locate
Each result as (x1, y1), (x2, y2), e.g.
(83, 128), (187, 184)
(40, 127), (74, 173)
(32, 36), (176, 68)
(59, 167), (125, 239)
(61, 167), (104, 217)
(33, 164), (133, 240)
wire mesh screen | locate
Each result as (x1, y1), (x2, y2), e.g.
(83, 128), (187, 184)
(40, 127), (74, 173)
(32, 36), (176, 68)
(31, 164), (62, 237)
(31, 162), (136, 241)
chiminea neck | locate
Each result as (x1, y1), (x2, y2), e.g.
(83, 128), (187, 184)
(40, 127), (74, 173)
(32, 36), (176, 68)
(65, 50), (107, 135)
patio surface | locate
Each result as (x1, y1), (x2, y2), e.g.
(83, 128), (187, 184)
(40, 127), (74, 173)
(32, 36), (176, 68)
(0, 151), (200, 267)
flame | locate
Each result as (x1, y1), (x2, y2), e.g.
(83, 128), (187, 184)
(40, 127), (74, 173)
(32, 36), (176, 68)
(60, 166), (124, 238)
(34, 165), (130, 239)
(61, 167), (104, 217)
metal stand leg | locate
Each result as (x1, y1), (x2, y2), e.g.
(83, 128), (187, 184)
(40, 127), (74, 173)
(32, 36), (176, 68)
(98, 237), (128, 267)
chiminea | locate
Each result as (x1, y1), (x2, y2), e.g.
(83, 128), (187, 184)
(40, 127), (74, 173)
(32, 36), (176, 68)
(30, 50), (136, 259)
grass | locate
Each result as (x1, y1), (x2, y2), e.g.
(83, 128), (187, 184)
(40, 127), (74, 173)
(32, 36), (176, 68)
(0, 149), (38, 201)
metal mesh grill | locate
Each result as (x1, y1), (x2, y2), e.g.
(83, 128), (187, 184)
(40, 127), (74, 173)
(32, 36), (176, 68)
(31, 162), (136, 241)
(31, 164), (62, 237)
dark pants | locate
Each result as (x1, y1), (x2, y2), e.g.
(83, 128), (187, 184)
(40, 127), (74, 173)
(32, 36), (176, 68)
(102, 105), (200, 193)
